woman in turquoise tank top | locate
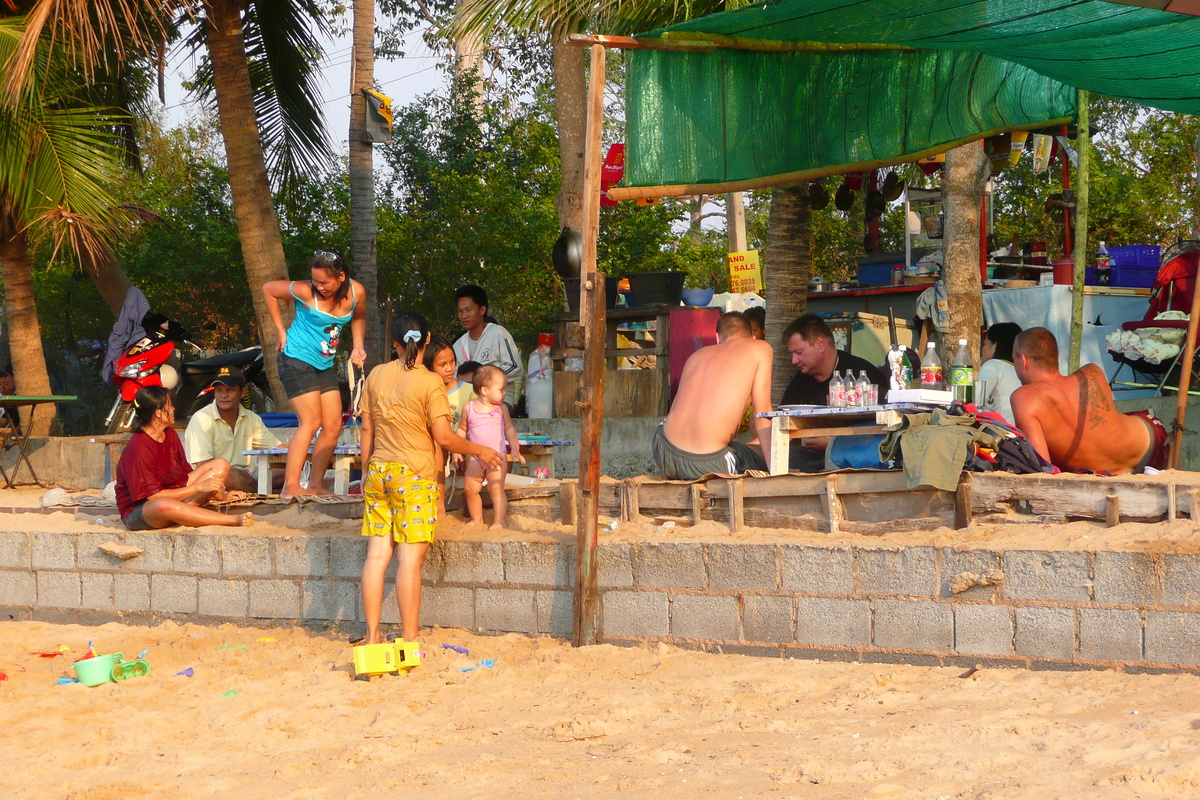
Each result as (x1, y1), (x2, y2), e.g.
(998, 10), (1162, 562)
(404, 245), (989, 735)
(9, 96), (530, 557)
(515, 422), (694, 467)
(263, 250), (366, 500)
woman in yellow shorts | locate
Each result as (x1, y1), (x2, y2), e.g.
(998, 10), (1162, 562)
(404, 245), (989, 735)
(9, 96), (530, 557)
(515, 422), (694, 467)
(359, 312), (502, 647)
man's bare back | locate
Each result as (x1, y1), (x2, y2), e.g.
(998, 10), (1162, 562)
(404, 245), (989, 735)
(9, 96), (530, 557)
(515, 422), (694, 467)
(663, 335), (773, 459)
(1011, 363), (1149, 474)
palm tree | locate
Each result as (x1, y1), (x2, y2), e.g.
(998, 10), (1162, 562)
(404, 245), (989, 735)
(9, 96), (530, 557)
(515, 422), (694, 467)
(0, 16), (132, 434)
(942, 143), (988, 367)
(764, 184), (811, 400)
(349, 0), (382, 365)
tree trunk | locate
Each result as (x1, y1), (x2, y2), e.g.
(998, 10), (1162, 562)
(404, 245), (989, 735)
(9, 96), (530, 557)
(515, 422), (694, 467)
(764, 183), (812, 401)
(205, 0), (291, 407)
(78, 249), (133, 316)
(349, 0), (381, 367)
(454, 0), (486, 114)
(552, 38), (586, 234)
(0, 220), (57, 436)
(942, 142), (989, 366)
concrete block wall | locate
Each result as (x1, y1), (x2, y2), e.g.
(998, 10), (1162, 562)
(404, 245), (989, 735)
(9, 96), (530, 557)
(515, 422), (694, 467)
(5, 527), (1200, 672)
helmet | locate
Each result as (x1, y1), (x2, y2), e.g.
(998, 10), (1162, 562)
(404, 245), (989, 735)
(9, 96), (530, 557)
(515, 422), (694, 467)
(158, 363), (179, 391)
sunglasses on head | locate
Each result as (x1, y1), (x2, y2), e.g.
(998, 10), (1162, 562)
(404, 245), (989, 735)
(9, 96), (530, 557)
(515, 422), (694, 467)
(313, 249), (341, 263)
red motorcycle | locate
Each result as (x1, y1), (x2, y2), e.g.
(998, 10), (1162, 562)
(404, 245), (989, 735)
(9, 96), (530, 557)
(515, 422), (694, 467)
(104, 312), (195, 433)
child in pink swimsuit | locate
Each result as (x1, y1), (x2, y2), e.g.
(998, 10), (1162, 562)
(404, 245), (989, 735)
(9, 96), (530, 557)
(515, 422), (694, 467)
(458, 365), (523, 529)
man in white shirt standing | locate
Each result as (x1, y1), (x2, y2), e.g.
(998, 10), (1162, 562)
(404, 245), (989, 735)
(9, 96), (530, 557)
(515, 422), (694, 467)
(184, 366), (281, 493)
(453, 284), (525, 409)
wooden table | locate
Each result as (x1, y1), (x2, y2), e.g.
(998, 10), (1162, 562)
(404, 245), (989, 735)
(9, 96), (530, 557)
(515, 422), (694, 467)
(0, 395), (77, 487)
(758, 402), (948, 476)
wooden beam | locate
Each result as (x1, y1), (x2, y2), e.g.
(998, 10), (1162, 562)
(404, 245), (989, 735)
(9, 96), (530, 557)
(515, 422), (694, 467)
(727, 478), (745, 532)
(955, 479), (973, 530)
(573, 43), (606, 648)
(1106, 493), (1120, 528)
(690, 483), (703, 526)
(604, 119), (1072, 202)
(825, 474), (843, 534)
(559, 479), (578, 527)
(564, 32), (915, 53)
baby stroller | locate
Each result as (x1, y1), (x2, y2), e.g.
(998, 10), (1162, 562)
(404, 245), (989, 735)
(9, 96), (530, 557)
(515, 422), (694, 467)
(1108, 240), (1200, 396)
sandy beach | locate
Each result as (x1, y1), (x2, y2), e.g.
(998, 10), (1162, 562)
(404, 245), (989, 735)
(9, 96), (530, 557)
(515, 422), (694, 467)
(3, 618), (1200, 799)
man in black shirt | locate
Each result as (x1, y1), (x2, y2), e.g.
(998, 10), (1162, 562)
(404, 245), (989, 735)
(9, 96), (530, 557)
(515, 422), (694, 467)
(780, 314), (888, 471)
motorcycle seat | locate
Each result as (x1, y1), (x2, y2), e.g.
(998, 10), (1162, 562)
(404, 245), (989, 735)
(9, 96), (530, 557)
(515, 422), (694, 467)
(183, 347), (262, 373)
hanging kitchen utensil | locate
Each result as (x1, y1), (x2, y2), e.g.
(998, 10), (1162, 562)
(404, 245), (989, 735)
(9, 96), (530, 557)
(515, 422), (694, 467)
(552, 226), (582, 279)
(808, 181), (830, 210)
(834, 182), (855, 211)
(865, 189), (886, 221)
(882, 175), (904, 203)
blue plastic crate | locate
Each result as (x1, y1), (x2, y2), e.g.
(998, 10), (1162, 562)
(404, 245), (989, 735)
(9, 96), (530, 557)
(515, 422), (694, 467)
(1111, 263), (1157, 288)
(856, 261), (901, 286)
(1108, 245), (1160, 267)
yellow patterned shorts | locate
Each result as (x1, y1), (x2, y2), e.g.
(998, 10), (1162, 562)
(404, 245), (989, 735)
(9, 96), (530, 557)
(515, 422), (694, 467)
(360, 462), (439, 543)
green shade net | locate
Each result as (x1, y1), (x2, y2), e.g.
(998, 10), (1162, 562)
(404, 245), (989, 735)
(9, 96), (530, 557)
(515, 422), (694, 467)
(623, 0), (1200, 192)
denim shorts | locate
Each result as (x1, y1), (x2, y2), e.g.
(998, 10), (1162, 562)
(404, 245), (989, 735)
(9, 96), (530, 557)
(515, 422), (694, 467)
(277, 353), (338, 399)
(123, 502), (156, 531)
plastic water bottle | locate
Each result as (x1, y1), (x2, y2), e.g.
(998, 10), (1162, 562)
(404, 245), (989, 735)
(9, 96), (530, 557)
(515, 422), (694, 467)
(920, 342), (943, 390)
(887, 344), (905, 392)
(855, 371), (871, 407)
(829, 370), (846, 407)
(950, 338), (974, 403)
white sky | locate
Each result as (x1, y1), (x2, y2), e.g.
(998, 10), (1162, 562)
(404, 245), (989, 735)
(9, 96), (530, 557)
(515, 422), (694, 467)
(160, 22), (449, 154)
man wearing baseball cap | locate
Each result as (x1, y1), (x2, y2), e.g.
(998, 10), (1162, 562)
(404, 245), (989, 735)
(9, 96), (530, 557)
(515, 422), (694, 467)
(184, 366), (280, 493)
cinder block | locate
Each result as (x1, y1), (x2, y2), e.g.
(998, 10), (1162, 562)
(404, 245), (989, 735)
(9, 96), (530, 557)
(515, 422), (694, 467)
(954, 603), (1012, 656)
(742, 595), (793, 643)
(1014, 606), (1075, 660)
(275, 536), (329, 578)
(220, 536), (272, 577)
(173, 534), (222, 575)
(248, 579), (301, 618)
(122, 532), (173, 572)
(0, 570), (35, 605)
(603, 591), (669, 637)
(795, 597), (870, 647)
(1093, 551), (1157, 606)
(420, 586), (474, 629)
(598, 543), (634, 588)
(1080, 608), (1142, 662)
(1161, 555), (1200, 607)
(536, 590), (573, 637)
(199, 578), (249, 617)
(708, 545), (777, 591)
(1145, 611), (1200, 665)
(940, 549), (1003, 600)
(476, 588), (535, 632)
(37, 571), (81, 608)
(1004, 550), (1091, 602)
(505, 541), (571, 586)
(874, 599), (953, 650)
(671, 594), (739, 641)
(302, 579), (358, 621)
(858, 547), (937, 597)
(440, 541), (503, 584)
(80, 573), (113, 610)
(780, 546), (854, 595)
(329, 536), (366, 579)
(379, 584), (400, 624)
(32, 533), (74, 570)
(0, 532), (30, 568)
(422, 541), (446, 583)
(76, 532), (124, 570)
(635, 543), (705, 589)
(113, 573), (150, 611)
(150, 574), (198, 614)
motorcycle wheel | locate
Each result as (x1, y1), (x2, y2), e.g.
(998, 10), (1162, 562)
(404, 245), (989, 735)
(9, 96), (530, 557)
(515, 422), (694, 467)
(247, 382), (275, 415)
(105, 401), (136, 435)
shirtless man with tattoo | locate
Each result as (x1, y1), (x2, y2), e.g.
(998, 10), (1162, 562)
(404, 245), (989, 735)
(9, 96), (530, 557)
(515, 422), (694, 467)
(1010, 327), (1167, 473)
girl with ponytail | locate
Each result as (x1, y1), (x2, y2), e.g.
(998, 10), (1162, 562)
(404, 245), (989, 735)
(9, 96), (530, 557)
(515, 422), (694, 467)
(358, 312), (504, 648)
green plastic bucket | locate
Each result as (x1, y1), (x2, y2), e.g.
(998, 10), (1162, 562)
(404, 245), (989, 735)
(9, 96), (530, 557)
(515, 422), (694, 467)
(74, 652), (122, 687)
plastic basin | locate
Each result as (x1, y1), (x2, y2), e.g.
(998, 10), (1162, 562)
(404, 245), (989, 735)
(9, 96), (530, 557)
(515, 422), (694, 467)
(74, 652), (123, 687)
(681, 288), (715, 307)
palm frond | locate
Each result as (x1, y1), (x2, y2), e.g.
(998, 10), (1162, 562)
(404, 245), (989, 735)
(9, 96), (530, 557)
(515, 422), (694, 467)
(2, 0), (197, 105)
(447, 0), (740, 42)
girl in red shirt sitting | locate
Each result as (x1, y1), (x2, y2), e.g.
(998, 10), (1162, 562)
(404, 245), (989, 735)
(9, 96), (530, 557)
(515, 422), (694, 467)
(115, 386), (253, 530)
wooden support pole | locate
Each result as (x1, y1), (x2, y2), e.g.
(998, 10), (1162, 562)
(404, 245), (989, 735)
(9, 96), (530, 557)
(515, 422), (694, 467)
(955, 478), (973, 530)
(1189, 488), (1200, 520)
(825, 474), (842, 534)
(1069, 90), (1090, 373)
(690, 483), (703, 527)
(559, 479), (578, 527)
(1168, 483), (1177, 521)
(726, 478), (745, 532)
(1171, 261), (1200, 468)
(573, 43), (606, 648)
(620, 478), (640, 523)
(1105, 492), (1120, 528)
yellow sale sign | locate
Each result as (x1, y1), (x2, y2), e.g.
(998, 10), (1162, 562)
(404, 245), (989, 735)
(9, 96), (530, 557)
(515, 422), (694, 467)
(727, 250), (763, 294)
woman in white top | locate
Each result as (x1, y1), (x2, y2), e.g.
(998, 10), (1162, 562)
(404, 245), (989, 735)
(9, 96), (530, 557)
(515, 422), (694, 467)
(978, 322), (1023, 426)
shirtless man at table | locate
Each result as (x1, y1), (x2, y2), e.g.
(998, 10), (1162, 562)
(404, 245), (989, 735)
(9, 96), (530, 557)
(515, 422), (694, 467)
(1011, 327), (1168, 473)
(652, 311), (774, 480)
